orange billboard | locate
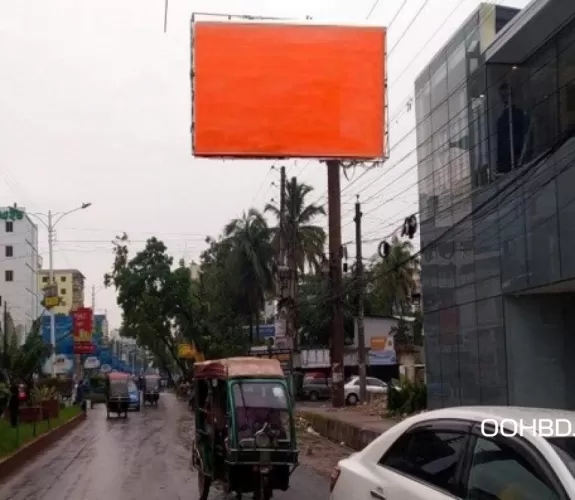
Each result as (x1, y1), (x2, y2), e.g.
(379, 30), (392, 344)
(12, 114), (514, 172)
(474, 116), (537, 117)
(191, 20), (386, 159)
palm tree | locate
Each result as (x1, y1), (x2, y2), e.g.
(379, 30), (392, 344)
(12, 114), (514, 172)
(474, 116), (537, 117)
(372, 236), (419, 317)
(224, 208), (274, 343)
(265, 179), (326, 273)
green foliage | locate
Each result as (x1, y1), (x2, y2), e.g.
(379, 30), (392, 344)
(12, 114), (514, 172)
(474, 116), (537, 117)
(104, 233), (197, 374)
(37, 377), (73, 397)
(387, 377), (427, 416)
(1, 320), (51, 387)
(412, 311), (423, 346)
(389, 319), (412, 347)
(224, 208), (274, 341)
(371, 236), (419, 317)
(264, 179), (326, 273)
(30, 386), (58, 404)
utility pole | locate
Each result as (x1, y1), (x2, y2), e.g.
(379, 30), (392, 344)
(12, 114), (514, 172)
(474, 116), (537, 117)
(276, 166), (289, 350)
(327, 160), (345, 407)
(279, 166), (286, 266)
(354, 196), (367, 403)
(48, 210), (56, 376)
(290, 176), (299, 351)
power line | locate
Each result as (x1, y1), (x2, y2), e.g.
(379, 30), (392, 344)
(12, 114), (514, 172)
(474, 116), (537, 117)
(353, 58), (575, 238)
(303, 129), (575, 308)
(310, 0), (474, 206)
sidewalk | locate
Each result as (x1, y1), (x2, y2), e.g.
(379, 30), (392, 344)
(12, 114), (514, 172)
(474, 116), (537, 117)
(296, 404), (399, 452)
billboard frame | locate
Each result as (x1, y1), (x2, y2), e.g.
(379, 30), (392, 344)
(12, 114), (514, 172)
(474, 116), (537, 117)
(190, 12), (389, 162)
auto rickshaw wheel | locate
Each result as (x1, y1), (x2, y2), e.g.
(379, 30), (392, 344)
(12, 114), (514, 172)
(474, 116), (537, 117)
(198, 471), (211, 500)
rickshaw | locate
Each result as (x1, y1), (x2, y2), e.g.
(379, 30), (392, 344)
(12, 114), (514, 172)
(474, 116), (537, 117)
(143, 374), (160, 407)
(191, 357), (298, 500)
(105, 372), (130, 419)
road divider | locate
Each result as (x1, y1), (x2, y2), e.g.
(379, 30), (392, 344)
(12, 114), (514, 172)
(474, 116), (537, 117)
(296, 407), (397, 452)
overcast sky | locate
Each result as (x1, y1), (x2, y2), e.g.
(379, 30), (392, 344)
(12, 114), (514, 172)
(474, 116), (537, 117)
(0, 0), (528, 329)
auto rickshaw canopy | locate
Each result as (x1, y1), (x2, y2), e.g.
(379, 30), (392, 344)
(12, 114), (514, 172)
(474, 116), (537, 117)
(193, 357), (284, 380)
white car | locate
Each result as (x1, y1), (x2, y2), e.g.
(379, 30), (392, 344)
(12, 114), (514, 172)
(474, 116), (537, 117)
(344, 376), (388, 405)
(330, 406), (575, 499)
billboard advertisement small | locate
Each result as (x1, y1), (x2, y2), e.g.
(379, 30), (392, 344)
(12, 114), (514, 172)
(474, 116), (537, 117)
(369, 335), (396, 366)
(72, 307), (95, 354)
(191, 18), (386, 159)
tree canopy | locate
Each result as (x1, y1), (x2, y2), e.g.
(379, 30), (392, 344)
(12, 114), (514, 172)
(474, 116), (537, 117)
(104, 181), (421, 368)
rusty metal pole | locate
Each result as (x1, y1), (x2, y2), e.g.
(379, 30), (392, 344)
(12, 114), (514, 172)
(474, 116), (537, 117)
(327, 160), (345, 407)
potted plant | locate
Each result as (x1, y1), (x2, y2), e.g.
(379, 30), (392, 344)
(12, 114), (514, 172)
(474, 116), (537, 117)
(31, 386), (60, 420)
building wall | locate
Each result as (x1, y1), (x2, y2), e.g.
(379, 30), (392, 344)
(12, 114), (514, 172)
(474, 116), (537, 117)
(38, 269), (85, 314)
(190, 262), (201, 281)
(417, 5), (575, 408)
(0, 206), (41, 340)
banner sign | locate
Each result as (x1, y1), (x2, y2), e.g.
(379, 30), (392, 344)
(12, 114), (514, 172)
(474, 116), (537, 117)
(73, 307), (94, 354)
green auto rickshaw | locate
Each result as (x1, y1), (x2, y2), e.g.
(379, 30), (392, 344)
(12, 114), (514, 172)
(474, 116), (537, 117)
(191, 357), (298, 500)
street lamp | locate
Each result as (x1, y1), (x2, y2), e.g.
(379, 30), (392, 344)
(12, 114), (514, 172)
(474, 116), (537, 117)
(29, 203), (93, 376)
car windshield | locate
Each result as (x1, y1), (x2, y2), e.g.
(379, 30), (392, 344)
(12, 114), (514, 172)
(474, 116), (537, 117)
(546, 437), (575, 477)
(232, 381), (290, 441)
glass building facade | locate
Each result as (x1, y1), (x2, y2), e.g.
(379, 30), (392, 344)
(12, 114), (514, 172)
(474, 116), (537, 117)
(416, 1), (575, 409)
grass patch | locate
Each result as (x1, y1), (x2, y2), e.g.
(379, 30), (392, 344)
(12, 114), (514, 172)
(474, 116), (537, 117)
(0, 405), (82, 458)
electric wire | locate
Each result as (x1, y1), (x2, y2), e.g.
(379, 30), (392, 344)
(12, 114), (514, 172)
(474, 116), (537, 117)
(312, 0), (542, 208)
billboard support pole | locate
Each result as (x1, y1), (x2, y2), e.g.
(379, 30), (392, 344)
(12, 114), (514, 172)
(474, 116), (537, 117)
(327, 160), (345, 408)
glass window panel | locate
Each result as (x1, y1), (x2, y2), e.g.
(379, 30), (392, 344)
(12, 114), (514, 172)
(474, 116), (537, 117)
(558, 21), (575, 135)
(415, 75), (432, 124)
(447, 43), (466, 96)
(418, 138), (434, 221)
(430, 56), (448, 111)
(525, 43), (558, 159)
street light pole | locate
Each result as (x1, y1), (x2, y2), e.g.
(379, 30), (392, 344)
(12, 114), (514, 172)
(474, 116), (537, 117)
(30, 203), (92, 376)
(48, 210), (56, 376)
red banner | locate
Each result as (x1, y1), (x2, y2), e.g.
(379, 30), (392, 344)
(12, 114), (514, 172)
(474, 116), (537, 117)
(72, 307), (93, 342)
(72, 307), (94, 355)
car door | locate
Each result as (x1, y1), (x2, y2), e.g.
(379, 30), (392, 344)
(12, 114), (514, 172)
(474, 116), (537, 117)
(366, 378), (387, 394)
(461, 425), (568, 500)
(373, 419), (473, 500)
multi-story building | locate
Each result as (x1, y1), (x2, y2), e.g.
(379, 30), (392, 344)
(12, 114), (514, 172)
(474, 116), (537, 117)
(0, 205), (42, 341)
(38, 269), (85, 315)
(416, 0), (575, 409)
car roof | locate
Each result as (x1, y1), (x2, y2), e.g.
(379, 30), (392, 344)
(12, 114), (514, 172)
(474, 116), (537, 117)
(407, 406), (575, 426)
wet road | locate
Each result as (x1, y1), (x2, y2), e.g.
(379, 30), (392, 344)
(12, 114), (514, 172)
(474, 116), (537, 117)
(0, 393), (328, 500)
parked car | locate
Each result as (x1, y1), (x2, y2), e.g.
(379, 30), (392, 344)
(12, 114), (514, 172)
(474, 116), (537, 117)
(330, 406), (575, 500)
(344, 376), (387, 405)
(301, 376), (332, 401)
(127, 380), (141, 411)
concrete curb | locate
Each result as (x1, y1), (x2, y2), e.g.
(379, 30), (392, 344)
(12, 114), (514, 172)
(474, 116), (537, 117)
(0, 413), (87, 482)
(297, 410), (382, 452)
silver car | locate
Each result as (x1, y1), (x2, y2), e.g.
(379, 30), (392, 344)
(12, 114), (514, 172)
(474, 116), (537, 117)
(343, 376), (387, 405)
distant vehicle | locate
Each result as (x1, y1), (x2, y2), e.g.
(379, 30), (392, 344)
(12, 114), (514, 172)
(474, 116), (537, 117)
(127, 381), (141, 412)
(301, 376), (331, 401)
(343, 376), (387, 405)
(330, 406), (575, 500)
